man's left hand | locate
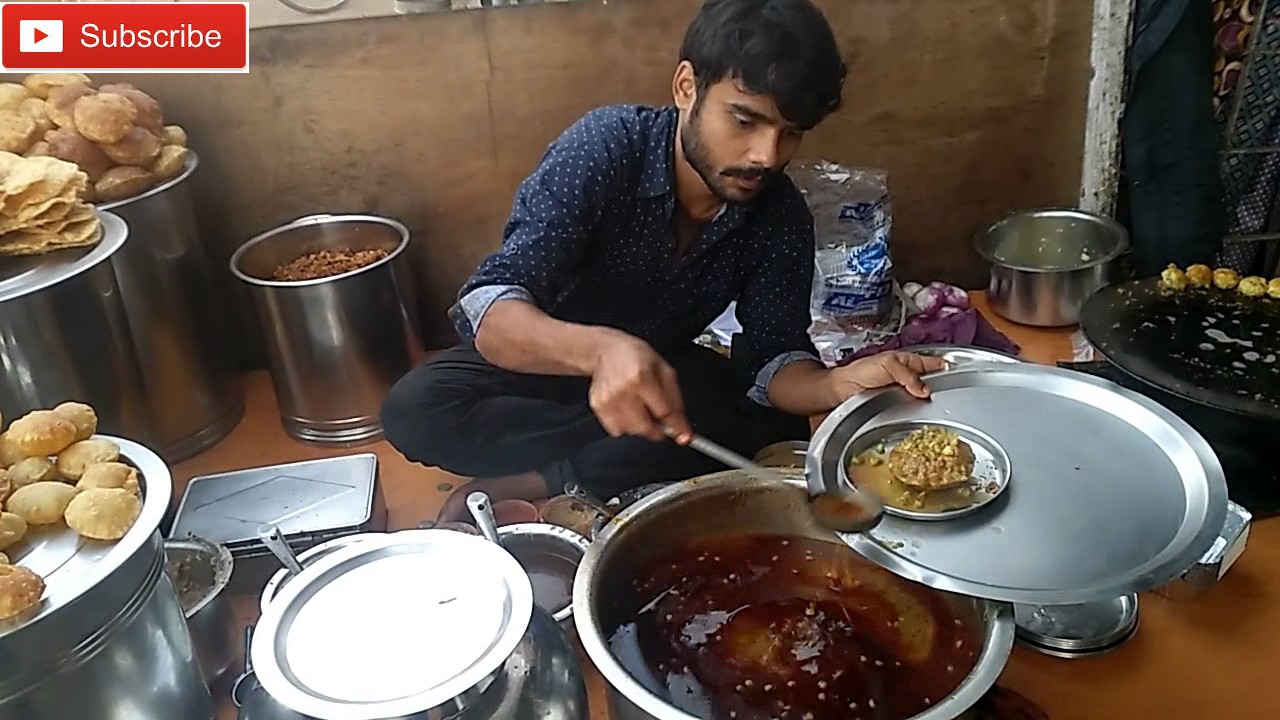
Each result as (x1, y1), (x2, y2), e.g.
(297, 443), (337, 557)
(828, 351), (946, 401)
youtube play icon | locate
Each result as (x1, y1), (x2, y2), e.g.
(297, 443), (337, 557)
(19, 19), (63, 53)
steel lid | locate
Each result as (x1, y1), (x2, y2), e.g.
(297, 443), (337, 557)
(0, 435), (172, 638)
(809, 362), (1229, 605)
(0, 210), (127, 304)
(252, 529), (533, 719)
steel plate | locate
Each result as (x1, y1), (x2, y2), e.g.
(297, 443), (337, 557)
(808, 362), (1229, 605)
(839, 419), (1012, 521)
(1014, 594), (1139, 651)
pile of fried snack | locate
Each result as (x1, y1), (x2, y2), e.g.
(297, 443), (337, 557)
(0, 402), (142, 620)
(0, 73), (189, 204)
(1160, 263), (1280, 299)
(0, 152), (100, 256)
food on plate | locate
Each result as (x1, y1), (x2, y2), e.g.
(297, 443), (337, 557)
(100, 126), (162, 167)
(0, 436), (23, 469)
(272, 248), (391, 282)
(151, 144), (189, 181)
(64, 487), (141, 541)
(1213, 267), (1240, 290)
(888, 425), (975, 490)
(72, 93), (136, 144)
(1159, 263), (1188, 292)
(1270, 278), (1280, 300)
(46, 82), (94, 129)
(8, 457), (55, 487)
(53, 402), (97, 442)
(45, 127), (112, 181)
(0, 152), (102, 256)
(0, 84), (28, 111)
(1185, 263), (1212, 288)
(94, 165), (153, 203)
(0, 110), (40, 155)
(162, 124), (187, 147)
(0, 554), (8, 565)
(0, 468), (12, 503)
(0, 563), (44, 620)
(76, 461), (139, 493)
(0, 513), (26, 551)
(97, 84), (164, 134)
(1239, 275), (1268, 298)
(54, 438), (120, 480)
(7, 481), (77, 525)
(6, 410), (77, 457)
(21, 73), (91, 100)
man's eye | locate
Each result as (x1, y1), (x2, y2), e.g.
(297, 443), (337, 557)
(734, 116), (753, 127)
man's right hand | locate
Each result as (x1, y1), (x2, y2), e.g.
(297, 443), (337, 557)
(588, 332), (693, 443)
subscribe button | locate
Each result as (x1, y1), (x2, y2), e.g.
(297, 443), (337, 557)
(0, 2), (248, 72)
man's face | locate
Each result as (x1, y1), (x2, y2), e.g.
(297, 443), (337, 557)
(678, 77), (805, 203)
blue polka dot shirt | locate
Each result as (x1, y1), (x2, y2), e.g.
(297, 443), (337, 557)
(450, 104), (820, 406)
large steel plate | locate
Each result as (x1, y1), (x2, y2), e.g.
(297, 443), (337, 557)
(808, 362), (1229, 605)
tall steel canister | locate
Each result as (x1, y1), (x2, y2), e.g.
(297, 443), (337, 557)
(230, 214), (417, 445)
(98, 152), (244, 462)
(0, 211), (151, 440)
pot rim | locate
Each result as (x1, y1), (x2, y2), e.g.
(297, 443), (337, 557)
(572, 474), (1017, 720)
(96, 150), (199, 210)
(498, 522), (589, 623)
(163, 535), (234, 618)
(228, 213), (411, 289)
(974, 206), (1130, 274)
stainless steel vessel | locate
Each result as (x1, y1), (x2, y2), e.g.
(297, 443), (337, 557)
(0, 212), (151, 441)
(164, 536), (235, 686)
(0, 437), (213, 720)
(976, 208), (1129, 327)
(100, 152), (244, 462)
(573, 471), (1016, 720)
(230, 214), (417, 445)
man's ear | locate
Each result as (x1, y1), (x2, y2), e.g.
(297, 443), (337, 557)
(672, 60), (697, 112)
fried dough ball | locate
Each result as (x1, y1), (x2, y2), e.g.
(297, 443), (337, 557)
(162, 124), (187, 147)
(73, 93), (136, 144)
(0, 84), (29, 111)
(22, 73), (91, 100)
(65, 487), (141, 540)
(0, 564), (44, 620)
(0, 513), (25, 551)
(0, 554), (9, 565)
(1159, 264), (1188, 292)
(7, 482), (77, 525)
(8, 457), (57, 488)
(1185, 263), (1212, 289)
(45, 82), (94, 129)
(97, 84), (163, 134)
(1213, 267), (1240, 290)
(17, 98), (53, 136)
(76, 461), (138, 494)
(151, 144), (188, 181)
(0, 110), (38, 154)
(100, 126), (161, 167)
(0, 469), (12, 504)
(1239, 276), (1267, 298)
(95, 165), (153, 202)
(52, 402), (97, 442)
(23, 140), (49, 158)
(7, 410), (77, 456)
(0, 434), (25, 468)
(44, 126), (112, 182)
(55, 438), (120, 481)
(1269, 278), (1280, 300)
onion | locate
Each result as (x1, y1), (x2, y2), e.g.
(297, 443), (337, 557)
(936, 305), (964, 318)
(912, 286), (944, 317)
(901, 281), (924, 297)
(928, 281), (971, 309)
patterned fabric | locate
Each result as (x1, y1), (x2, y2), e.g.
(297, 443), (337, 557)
(450, 104), (820, 406)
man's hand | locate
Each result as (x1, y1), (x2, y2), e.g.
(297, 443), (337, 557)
(588, 332), (693, 442)
(829, 351), (946, 400)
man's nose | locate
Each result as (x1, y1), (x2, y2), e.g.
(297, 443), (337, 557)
(747, 132), (780, 169)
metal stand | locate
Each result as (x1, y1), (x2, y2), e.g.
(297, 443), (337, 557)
(1013, 594), (1139, 659)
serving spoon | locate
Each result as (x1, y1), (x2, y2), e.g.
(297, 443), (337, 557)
(667, 428), (884, 533)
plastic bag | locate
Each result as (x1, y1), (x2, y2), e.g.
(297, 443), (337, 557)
(788, 160), (899, 365)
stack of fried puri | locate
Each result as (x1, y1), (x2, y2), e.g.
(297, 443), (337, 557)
(0, 73), (190, 204)
(0, 152), (101, 257)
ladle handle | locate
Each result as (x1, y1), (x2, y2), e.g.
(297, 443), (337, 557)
(242, 624), (255, 674)
(257, 524), (304, 576)
(467, 492), (503, 545)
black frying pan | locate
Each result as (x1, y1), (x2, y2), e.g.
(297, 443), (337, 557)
(1078, 278), (1280, 421)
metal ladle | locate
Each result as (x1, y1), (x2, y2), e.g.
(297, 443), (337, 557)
(257, 524), (304, 576)
(669, 428), (884, 533)
(466, 492), (503, 545)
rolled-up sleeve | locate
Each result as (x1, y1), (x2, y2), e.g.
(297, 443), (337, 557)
(449, 117), (625, 341)
(734, 190), (821, 406)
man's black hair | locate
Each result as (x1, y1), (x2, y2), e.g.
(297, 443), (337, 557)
(679, 0), (846, 130)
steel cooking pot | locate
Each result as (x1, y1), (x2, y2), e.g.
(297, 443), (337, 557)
(573, 471), (1015, 720)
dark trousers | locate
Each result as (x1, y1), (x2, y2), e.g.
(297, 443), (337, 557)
(380, 343), (810, 499)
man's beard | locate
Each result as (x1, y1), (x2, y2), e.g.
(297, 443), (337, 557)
(680, 102), (773, 203)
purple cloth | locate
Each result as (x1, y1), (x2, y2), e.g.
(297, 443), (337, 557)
(838, 308), (1021, 365)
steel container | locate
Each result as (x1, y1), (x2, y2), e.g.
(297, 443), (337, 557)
(229, 214), (417, 445)
(99, 152), (244, 461)
(976, 208), (1129, 327)
(498, 523), (588, 631)
(164, 536), (235, 686)
(573, 471), (1016, 720)
(0, 211), (151, 441)
(0, 437), (213, 720)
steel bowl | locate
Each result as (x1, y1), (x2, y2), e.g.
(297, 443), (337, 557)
(499, 523), (589, 627)
(163, 536), (235, 686)
(573, 471), (1015, 720)
(975, 208), (1129, 327)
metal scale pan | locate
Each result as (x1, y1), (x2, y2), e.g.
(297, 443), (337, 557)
(808, 361), (1229, 654)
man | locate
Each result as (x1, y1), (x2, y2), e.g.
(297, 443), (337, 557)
(382, 0), (943, 521)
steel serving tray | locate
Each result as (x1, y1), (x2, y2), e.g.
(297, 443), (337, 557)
(809, 362), (1229, 605)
